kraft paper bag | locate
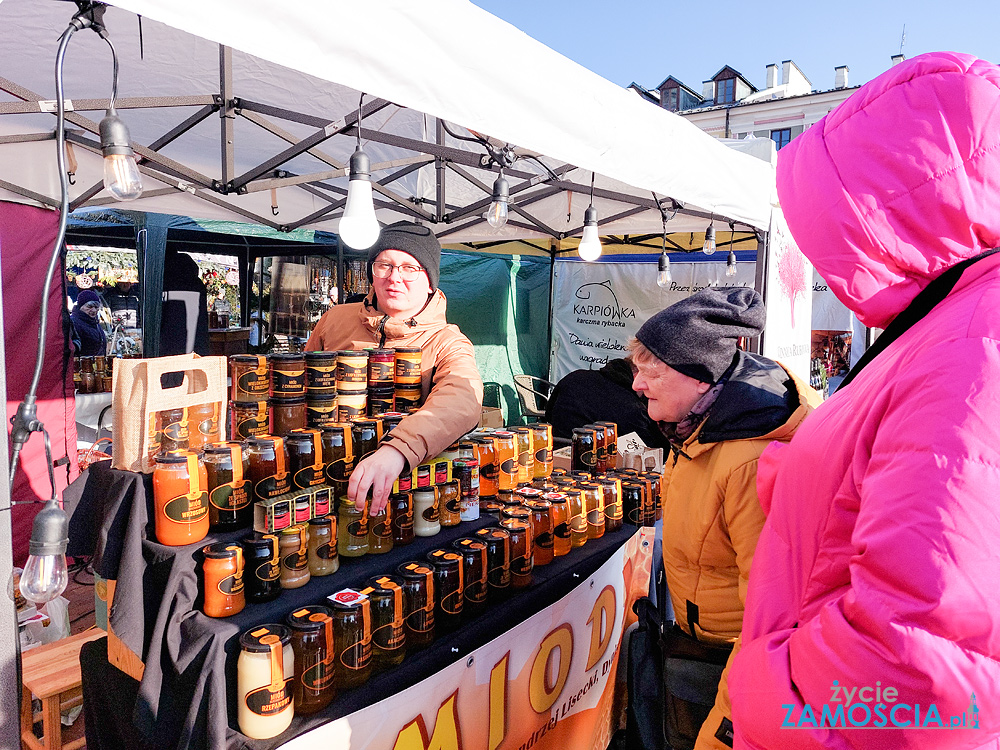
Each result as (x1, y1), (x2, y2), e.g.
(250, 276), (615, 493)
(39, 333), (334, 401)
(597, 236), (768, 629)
(111, 353), (228, 473)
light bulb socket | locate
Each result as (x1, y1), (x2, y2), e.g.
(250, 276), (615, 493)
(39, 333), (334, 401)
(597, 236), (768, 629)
(99, 108), (134, 158)
(728, 250), (737, 266)
(705, 224), (716, 242)
(27, 499), (68, 557)
(349, 146), (371, 181)
(658, 251), (670, 272)
(584, 205), (598, 227)
(492, 174), (509, 203)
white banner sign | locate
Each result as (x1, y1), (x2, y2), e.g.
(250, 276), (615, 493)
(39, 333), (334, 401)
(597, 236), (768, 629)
(549, 259), (756, 383)
(761, 210), (813, 380)
(280, 528), (654, 750)
(811, 268), (852, 331)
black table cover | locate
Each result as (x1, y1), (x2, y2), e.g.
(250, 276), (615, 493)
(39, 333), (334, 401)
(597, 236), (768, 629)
(69, 461), (638, 750)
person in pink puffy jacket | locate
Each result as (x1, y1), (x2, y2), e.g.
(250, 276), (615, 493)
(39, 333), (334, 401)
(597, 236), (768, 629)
(729, 52), (1000, 749)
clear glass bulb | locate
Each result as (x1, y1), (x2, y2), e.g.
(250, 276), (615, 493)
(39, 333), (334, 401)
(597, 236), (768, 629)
(702, 226), (717, 256)
(103, 153), (143, 201)
(578, 223), (602, 262)
(726, 251), (738, 277)
(485, 199), (508, 229)
(339, 177), (381, 250)
(657, 253), (672, 287)
(20, 553), (68, 604)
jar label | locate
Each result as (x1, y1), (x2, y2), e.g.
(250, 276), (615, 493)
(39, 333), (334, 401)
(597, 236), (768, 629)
(162, 419), (189, 443)
(395, 359), (421, 380)
(256, 473), (290, 500)
(368, 360), (394, 382)
(306, 365), (338, 388)
(370, 518), (392, 539)
(324, 458), (351, 484)
(218, 571), (244, 595)
(244, 679), (293, 716)
(272, 369), (306, 394)
(499, 458), (517, 476)
(553, 521), (570, 539)
(445, 497), (462, 515)
(302, 661), (334, 691)
(340, 639), (372, 671)
(294, 466), (325, 489)
(256, 559), (280, 582)
(577, 450), (596, 467)
(197, 415), (219, 437)
(535, 530), (554, 549)
(282, 550), (307, 571)
(316, 541), (337, 560)
(346, 518), (369, 537)
(534, 447), (552, 464)
(210, 480), (250, 511)
(441, 587), (463, 615)
(236, 368), (269, 396)
(421, 505), (439, 523)
(163, 490), (209, 524)
(510, 555), (532, 576)
(313, 489), (331, 516)
(466, 580), (488, 604)
(373, 622), (405, 650)
(480, 461), (499, 481)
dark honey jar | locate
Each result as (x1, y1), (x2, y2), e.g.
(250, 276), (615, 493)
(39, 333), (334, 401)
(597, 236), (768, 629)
(230, 401), (269, 441)
(286, 605), (335, 714)
(230, 355), (269, 403)
(474, 526), (512, 599)
(571, 427), (598, 472)
(306, 395), (339, 428)
(351, 419), (379, 465)
(499, 517), (533, 588)
(270, 353), (306, 398)
(241, 534), (281, 604)
(286, 429), (325, 490)
(426, 549), (464, 634)
(396, 562), (435, 650)
(246, 437), (291, 500)
(327, 590), (373, 689)
(320, 423), (353, 496)
(390, 492), (414, 546)
(204, 442), (252, 531)
(451, 537), (488, 615)
(362, 575), (407, 671)
(270, 396), (307, 437)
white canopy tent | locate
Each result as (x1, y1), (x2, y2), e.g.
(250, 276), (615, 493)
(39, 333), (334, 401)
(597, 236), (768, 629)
(0, 0), (775, 245)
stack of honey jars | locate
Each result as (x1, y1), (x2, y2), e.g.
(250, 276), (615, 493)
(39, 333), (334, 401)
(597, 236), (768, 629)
(336, 350), (368, 421)
(74, 354), (113, 393)
(367, 349), (395, 416)
(393, 348), (421, 411)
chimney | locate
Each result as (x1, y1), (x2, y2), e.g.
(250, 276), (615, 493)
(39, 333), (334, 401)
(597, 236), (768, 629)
(891, 54), (905, 66)
(834, 65), (849, 89)
(781, 60), (792, 86)
(766, 63), (778, 89)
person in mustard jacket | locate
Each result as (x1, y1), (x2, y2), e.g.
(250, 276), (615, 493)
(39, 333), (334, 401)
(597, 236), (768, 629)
(629, 287), (819, 750)
(307, 221), (483, 513)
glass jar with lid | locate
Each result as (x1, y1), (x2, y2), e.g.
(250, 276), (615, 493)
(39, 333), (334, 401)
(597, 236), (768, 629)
(475, 527), (512, 599)
(425, 549), (464, 634)
(200, 542), (245, 618)
(412, 487), (440, 537)
(286, 605), (335, 714)
(327, 589), (373, 689)
(237, 625), (294, 739)
(307, 516), (338, 576)
(361, 575), (407, 671)
(337, 495), (369, 558)
(320, 424), (353, 497)
(241, 534), (281, 604)
(204, 442), (252, 531)
(286, 429), (324, 491)
(451, 537), (488, 615)
(152, 452), (209, 546)
(396, 562), (435, 650)
(270, 353), (306, 397)
(437, 480), (461, 527)
(270, 397), (307, 437)
(389, 492), (414, 546)
(230, 355), (270, 403)
(279, 525), (310, 589)
(305, 351), (338, 395)
(246, 437), (291, 501)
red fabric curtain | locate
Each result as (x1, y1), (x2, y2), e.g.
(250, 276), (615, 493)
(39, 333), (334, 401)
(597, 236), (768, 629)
(1, 201), (79, 565)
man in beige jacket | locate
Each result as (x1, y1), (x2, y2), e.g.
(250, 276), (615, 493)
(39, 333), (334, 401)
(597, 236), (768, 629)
(306, 221), (483, 513)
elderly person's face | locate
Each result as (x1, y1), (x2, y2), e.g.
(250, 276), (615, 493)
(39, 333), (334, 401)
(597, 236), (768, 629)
(371, 249), (431, 319)
(80, 300), (101, 319)
(632, 356), (711, 423)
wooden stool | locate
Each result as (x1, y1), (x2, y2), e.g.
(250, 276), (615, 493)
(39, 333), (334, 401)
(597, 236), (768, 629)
(21, 630), (105, 750)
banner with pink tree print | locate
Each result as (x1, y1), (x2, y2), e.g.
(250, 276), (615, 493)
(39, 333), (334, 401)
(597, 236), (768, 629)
(761, 208), (812, 382)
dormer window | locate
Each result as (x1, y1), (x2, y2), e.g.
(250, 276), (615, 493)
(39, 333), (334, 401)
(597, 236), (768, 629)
(716, 77), (735, 104)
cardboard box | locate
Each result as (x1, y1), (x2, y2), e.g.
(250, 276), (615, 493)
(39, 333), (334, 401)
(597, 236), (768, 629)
(254, 494), (294, 533)
(479, 406), (504, 430)
(553, 445), (572, 472)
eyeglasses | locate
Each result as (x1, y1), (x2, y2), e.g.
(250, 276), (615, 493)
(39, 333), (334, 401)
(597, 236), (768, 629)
(371, 261), (425, 282)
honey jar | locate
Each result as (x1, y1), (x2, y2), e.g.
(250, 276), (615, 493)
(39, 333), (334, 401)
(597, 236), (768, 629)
(361, 575), (407, 671)
(304, 351), (338, 396)
(237, 625), (294, 739)
(396, 562), (435, 650)
(270, 353), (306, 398)
(426, 549), (463, 634)
(204, 442), (252, 532)
(393, 347), (422, 385)
(200, 542), (245, 618)
(327, 589), (373, 689)
(286, 605), (335, 714)
(152, 452), (209, 547)
(230, 355), (269, 403)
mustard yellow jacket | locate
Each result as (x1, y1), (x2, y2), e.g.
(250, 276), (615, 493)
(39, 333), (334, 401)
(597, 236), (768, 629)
(659, 352), (820, 749)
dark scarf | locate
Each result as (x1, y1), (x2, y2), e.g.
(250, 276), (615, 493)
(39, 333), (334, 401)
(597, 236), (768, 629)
(71, 304), (106, 356)
(661, 369), (732, 448)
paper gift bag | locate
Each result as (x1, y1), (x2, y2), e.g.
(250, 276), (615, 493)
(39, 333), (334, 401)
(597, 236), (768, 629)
(111, 353), (228, 473)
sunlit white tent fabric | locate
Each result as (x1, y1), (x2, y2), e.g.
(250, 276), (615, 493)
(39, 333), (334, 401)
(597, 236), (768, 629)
(0, 0), (775, 241)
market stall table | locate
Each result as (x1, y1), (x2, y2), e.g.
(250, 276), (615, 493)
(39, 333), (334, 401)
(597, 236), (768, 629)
(67, 461), (642, 750)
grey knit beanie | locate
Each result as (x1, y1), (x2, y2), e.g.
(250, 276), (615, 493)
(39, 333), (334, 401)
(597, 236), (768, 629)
(636, 287), (765, 383)
(367, 221), (441, 291)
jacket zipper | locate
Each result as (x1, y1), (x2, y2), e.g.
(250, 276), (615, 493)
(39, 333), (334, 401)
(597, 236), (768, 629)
(376, 315), (389, 348)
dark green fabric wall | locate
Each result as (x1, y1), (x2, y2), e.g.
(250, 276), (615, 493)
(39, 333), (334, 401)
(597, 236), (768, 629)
(439, 250), (551, 425)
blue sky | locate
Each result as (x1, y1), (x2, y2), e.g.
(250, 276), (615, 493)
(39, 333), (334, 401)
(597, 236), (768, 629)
(471, 0), (999, 93)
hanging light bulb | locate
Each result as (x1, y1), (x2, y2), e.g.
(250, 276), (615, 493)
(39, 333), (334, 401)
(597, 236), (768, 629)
(19, 499), (68, 604)
(485, 172), (509, 229)
(339, 145), (381, 250)
(726, 250), (738, 277)
(702, 222), (717, 255)
(99, 108), (142, 201)
(578, 205), (602, 261)
(657, 250), (672, 287)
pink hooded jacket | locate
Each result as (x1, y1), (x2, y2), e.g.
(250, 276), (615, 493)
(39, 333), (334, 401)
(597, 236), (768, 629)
(730, 53), (1000, 749)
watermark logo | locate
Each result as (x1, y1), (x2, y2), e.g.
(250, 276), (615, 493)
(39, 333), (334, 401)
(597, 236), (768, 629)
(781, 683), (981, 730)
